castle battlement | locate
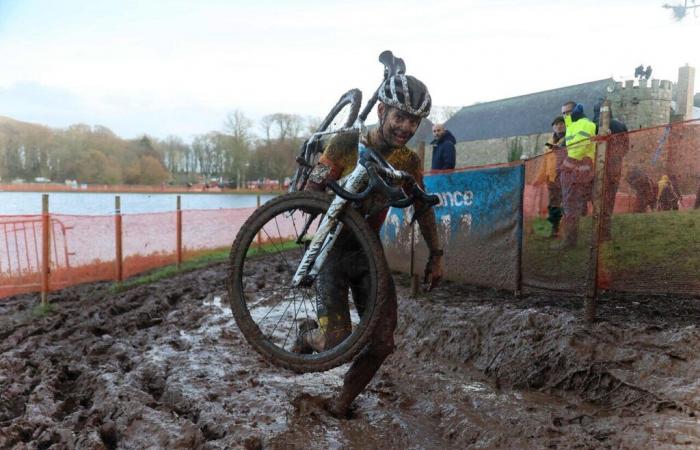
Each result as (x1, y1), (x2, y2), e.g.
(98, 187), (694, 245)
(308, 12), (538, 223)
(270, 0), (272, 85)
(611, 79), (674, 101)
(608, 78), (675, 129)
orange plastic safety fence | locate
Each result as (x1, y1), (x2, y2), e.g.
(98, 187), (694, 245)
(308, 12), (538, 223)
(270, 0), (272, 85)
(521, 153), (595, 294)
(3, 121), (698, 300)
(49, 214), (117, 289)
(0, 207), (257, 299)
(181, 208), (257, 259)
(521, 118), (700, 296)
(121, 212), (177, 279)
(598, 120), (700, 295)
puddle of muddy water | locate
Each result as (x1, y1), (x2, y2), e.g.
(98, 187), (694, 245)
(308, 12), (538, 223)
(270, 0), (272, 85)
(3, 261), (700, 450)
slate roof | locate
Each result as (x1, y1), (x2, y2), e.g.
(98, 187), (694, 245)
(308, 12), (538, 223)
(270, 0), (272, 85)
(444, 79), (615, 142)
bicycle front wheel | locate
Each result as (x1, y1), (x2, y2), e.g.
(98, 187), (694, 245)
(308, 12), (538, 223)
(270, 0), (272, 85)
(227, 191), (389, 373)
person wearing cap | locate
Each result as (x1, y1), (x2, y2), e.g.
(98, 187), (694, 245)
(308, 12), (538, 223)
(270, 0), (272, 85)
(555, 101), (597, 249)
(533, 116), (566, 237)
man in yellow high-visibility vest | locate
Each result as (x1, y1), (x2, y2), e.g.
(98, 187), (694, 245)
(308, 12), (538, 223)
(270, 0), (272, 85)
(555, 101), (597, 248)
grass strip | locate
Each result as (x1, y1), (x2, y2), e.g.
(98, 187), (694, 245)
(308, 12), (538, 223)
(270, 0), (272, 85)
(111, 240), (299, 292)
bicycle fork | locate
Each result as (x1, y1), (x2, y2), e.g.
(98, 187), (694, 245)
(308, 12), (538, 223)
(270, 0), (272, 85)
(291, 164), (368, 287)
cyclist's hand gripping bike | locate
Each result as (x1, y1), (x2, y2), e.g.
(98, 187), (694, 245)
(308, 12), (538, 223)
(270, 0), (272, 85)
(227, 51), (439, 373)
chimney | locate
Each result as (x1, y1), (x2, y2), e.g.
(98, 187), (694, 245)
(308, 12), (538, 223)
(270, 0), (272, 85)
(676, 65), (695, 120)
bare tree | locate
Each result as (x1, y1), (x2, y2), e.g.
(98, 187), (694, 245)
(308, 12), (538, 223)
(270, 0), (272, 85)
(260, 113), (304, 142)
(305, 116), (323, 135)
(223, 110), (253, 144)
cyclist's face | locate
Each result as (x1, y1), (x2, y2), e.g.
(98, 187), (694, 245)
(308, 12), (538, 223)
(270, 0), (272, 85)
(379, 104), (421, 148)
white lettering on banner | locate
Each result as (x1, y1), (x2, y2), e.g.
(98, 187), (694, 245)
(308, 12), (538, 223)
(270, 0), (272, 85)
(437, 190), (474, 207)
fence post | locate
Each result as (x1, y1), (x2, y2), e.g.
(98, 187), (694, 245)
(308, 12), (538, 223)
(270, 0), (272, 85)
(41, 194), (50, 305)
(417, 141), (426, 172)
(409, 223), (419, 296)
(515, 162), (525, 297)
(585, 100), (611, 323)
(256, 194), (262, 246)
(409, 141), (427, 296)
(176, 195), (182, 269)
(115, 196), (123, 283)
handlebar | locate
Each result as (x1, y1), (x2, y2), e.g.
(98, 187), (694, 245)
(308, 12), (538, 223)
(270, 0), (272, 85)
(326, 145), (440, 209)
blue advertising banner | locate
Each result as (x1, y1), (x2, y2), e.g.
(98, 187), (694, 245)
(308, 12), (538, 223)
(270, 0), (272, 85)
(382, 164), (524, 291)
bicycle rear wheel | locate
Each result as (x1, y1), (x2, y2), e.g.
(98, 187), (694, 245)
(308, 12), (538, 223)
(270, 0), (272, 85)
(292, 89), (362, 191)
(227, 191), (389, 373)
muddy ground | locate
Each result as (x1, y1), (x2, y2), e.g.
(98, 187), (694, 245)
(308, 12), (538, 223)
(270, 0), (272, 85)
(1, 260), (700, 450)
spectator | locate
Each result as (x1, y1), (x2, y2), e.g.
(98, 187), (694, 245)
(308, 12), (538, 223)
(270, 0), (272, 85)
(657, 174), (681, 211)
(533, 116), (566, 238)
(626, 168), (657, 212)
(555, 101), (597, 249)
(430, 123), (456, 170)
(695, 176), (700, 209)
(593, 102), (629, 240)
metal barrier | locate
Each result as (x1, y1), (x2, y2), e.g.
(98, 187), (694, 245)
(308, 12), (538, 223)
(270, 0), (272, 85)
(0, 195), (258, 300)
(0, 215), (71, 295)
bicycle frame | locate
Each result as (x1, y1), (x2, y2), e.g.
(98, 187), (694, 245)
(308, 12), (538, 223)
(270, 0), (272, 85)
(290, 51), (436, 288)
(291, 143), (367, 287)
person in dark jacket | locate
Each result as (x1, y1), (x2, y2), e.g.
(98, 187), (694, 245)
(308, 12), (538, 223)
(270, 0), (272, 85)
(593, 101), (629, 240)
(430, 124), (456, 170)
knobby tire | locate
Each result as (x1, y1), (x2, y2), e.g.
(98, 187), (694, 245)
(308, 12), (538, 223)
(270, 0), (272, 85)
(227, 191), (389, 373)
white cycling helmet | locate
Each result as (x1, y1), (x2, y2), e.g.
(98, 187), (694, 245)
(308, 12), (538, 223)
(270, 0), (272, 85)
(378, 74), (432, 118)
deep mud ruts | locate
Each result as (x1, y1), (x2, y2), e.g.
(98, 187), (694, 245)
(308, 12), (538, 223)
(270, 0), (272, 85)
(1, 260), (700, 449)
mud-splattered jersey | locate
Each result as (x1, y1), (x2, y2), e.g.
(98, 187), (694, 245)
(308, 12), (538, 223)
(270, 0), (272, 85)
(316, 130), (425, 232)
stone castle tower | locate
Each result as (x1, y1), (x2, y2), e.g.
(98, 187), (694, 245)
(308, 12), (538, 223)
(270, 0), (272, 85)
(607, 65), (695, 129)
(606, 66), (697, 193)
(607, 79), (673, 129)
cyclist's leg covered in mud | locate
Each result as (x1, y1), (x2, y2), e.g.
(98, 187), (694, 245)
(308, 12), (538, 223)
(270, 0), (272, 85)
(308, 231), (398, 417)
(328, 274), (396, 418)
(304, 247), (354, 352)
(302, 230), (367, 351)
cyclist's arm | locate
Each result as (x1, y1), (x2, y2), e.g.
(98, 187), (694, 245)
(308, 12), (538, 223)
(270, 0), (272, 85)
(403, 153), (441, 254)
(304, 132), (357, 191)
(406, 152), (443, 290)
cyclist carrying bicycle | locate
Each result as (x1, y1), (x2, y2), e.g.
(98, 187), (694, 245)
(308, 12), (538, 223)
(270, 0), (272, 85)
(296, 73), (444, 418)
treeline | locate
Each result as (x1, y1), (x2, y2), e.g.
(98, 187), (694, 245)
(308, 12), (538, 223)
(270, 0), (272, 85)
(0, 110), (315, 186)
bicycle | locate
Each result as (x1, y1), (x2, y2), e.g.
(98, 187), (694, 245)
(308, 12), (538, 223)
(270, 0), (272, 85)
(227, 51), (439, 373)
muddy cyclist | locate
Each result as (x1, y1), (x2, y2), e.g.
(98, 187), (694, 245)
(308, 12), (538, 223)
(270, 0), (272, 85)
(295, 72), (444, 417)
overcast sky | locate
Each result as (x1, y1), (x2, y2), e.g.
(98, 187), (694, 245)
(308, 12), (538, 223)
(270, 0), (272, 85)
(0, 0), (698, 140)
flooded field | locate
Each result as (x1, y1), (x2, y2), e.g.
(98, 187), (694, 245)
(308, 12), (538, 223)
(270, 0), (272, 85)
(1, 258), (699, 449)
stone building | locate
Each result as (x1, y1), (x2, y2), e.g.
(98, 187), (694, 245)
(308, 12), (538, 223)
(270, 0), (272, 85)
(426, 66), (698, 170)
